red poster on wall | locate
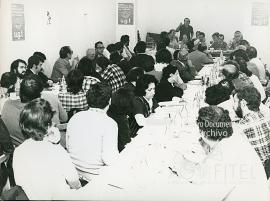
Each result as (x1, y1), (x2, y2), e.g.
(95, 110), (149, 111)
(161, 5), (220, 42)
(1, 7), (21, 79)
(118, 3), (134, 25)
(11, 4), (25, 41)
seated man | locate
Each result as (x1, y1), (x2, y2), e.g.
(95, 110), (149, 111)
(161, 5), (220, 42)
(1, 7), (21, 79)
(24, 55), (52, 87)
(246, 46), (267, 85)
(96, 56), (126, 93)
(222, 61), (253, 90)
(51, 46), (78, 82)
(10, 59), (27, 94)
(86, 48), (96, 61)
(209, 32), (228, 51)
(233, 86), (270, 178)
(129, 41), (155, 72)
(58, 69), (88, 119)
(0, 72), (17, 114)
(13, 99), (81, 200)
(188, 41), (213, 72)
(171, 48), (197, 82)
(1, 74), (67, 146)
(228, 30), (243, 50)
(10, 59), (27, 81)
(95, 41), (110, 59)
(66, 82), (119, 181)
(191, 106), (269, 201)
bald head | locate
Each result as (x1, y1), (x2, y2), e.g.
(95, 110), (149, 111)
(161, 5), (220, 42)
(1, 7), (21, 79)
(222, 64), (239, 80)
(86, 48), (96, 60)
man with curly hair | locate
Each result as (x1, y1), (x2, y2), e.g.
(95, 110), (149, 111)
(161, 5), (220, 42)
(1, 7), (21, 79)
(233, 86), (270, 178)
(191, 106), (269, 201)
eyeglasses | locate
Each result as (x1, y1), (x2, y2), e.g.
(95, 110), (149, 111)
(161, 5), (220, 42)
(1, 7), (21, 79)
(97, 46), (105, 49)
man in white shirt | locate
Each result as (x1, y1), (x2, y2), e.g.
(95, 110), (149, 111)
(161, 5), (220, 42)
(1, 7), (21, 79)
(246, 46), (267, 85)
(66, 82), (119, 181)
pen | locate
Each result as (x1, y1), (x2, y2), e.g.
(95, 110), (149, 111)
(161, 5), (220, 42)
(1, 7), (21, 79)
(108, 184), (124, 189)
(168, 167), (178, 177)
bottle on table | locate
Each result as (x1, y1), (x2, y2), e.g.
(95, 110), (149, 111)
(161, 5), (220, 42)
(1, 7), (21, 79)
(60, 76), (67, 92)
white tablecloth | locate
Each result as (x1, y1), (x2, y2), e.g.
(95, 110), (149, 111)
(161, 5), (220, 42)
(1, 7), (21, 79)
(70, 78), (240, 200)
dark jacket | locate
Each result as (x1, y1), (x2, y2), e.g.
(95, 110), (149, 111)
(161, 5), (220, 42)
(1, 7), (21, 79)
(129, 53), (155, 72)
(170, 60), (196, 83)
(24, 69), (50, 87)
(155, 80), (183, 102)
(107, 108), (131, 152)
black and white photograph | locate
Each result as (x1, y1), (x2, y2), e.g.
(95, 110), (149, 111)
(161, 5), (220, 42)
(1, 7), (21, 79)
(0, 0), (270, 200)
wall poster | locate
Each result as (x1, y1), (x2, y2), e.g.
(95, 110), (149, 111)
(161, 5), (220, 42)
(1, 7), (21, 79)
(251, 2), (269, 26)
(118, 3), (134, 25)
(11, 3), (25, 41)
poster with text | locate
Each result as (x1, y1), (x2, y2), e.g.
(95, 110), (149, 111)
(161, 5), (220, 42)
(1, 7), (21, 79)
(118, 3), (134, 25)
(251, 2), (269, 26)
(12, 4), (25, 41)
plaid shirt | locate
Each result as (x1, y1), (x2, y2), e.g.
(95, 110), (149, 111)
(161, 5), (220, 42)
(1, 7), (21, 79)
(82, 76), (100, 92)
(101, 64), (126, 93)
(239, 111), (270, 163)
(58, 91), (88, 112)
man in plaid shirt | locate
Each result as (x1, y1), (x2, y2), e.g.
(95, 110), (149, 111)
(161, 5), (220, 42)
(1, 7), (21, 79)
(96, 57), (126, 93)
(58, 91), (88, 112)
(58, 70), (89, 113)
(82, 76), (100, 92)
(233, 86), (270, 166)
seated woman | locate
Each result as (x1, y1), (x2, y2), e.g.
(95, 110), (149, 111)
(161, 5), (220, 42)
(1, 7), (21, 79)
(191, 106), (269, 201)
(77, 56), (102, 92)
(58, 69), (88, 119)
(107, 88), (134, 152)
(129, 74), (159, 137)
(0, 72), (17, 114)
(13, 98), (81, 200)
(155, 65), (184, 102)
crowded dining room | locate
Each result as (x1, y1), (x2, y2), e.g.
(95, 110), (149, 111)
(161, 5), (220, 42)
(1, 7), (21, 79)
(1, 0), (270, 200)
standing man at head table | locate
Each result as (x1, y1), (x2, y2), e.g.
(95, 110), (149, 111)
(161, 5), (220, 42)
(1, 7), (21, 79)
(175, 17), (194, 42)
(51, 46), (79, 82)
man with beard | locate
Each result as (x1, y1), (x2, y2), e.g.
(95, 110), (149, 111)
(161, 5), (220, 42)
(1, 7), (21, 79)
(10, 59), (27, 81)
(10, 59), (27, 95)
(233, 86), (270, 178)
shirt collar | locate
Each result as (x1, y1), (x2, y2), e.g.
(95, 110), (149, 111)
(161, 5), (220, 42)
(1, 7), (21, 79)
(88, 107), (106, 114)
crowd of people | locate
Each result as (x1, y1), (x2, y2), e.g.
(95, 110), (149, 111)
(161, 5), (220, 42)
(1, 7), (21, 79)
(0, 17), (270, 200)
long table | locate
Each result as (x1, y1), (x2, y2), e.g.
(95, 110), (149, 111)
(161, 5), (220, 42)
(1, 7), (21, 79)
(68, 74), (242, 200)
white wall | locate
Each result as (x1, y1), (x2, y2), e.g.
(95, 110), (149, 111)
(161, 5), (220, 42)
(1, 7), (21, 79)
(1, 0), (270, 78)
(137, 0), (270, 67)
(0, 0), (116, 77)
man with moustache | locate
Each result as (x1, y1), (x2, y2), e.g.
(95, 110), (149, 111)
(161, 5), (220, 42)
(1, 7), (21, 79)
(233, 86), (270, 178)
(10, 59), (27, 81)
